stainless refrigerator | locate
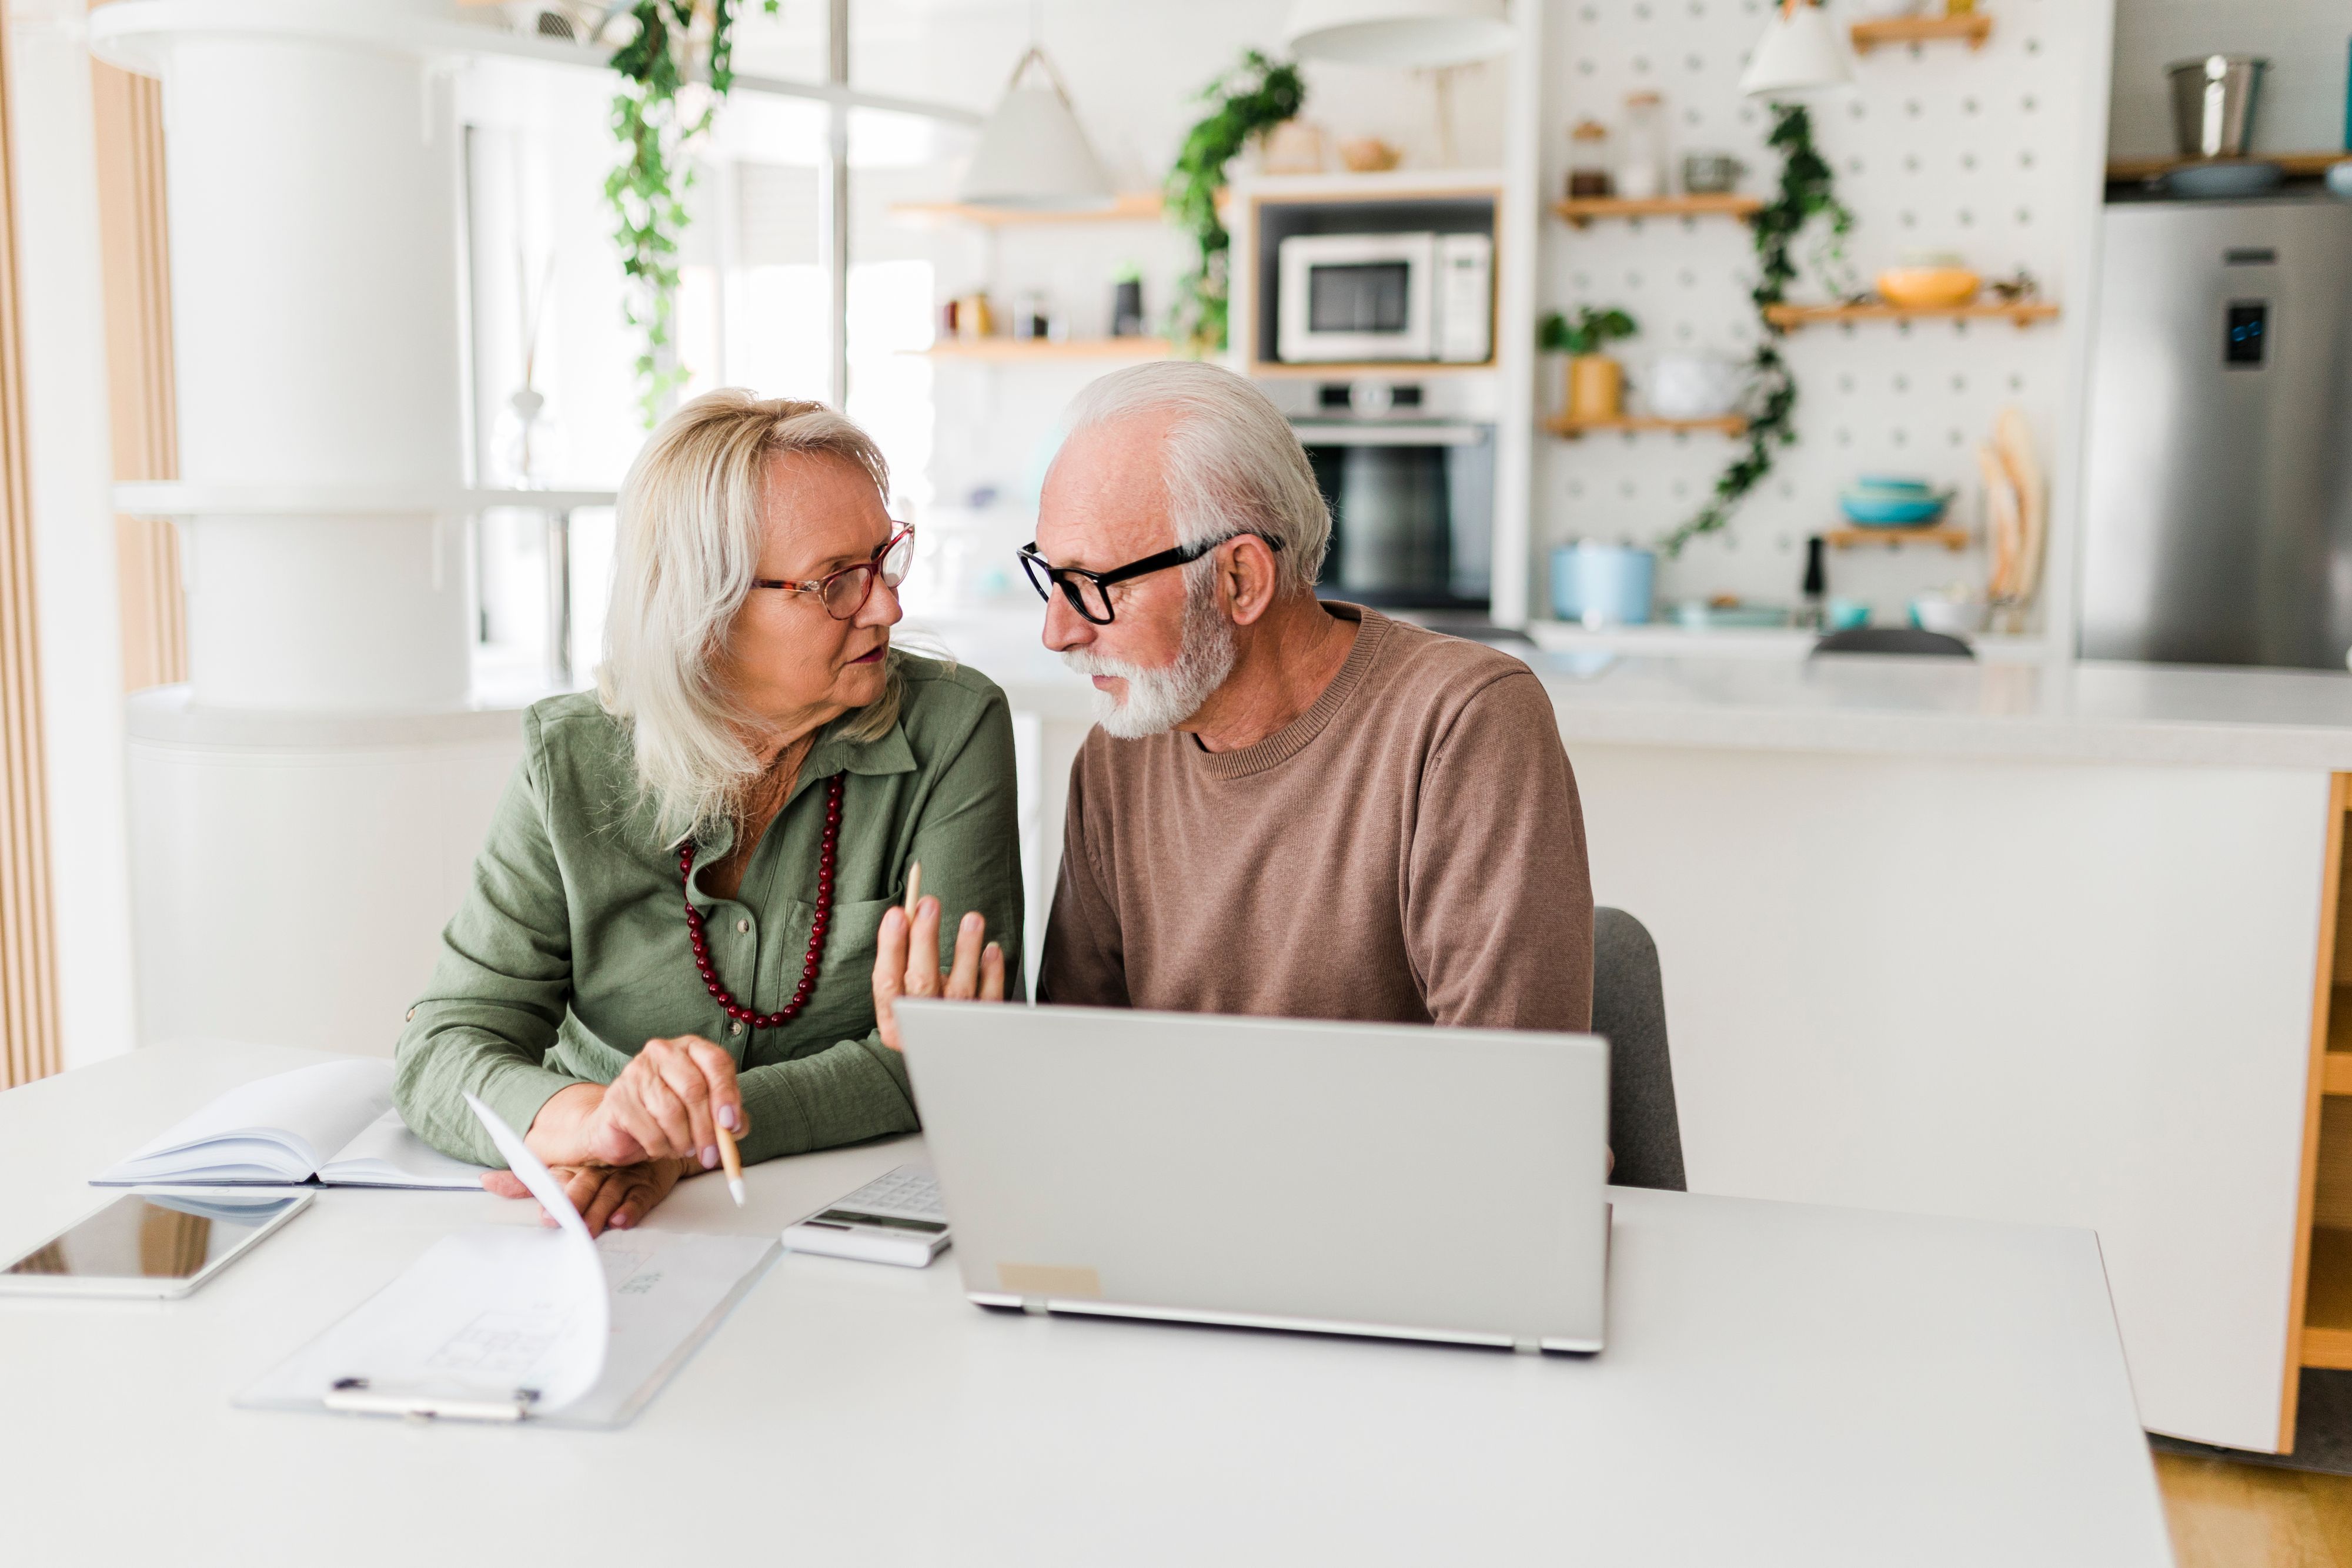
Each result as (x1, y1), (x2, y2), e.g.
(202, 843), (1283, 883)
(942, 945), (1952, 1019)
(2079, 196), (2352, 668)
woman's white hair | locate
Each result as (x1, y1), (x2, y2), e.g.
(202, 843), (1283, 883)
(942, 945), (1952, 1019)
(598, 388), (905, 841)
(1059, 360), (1331, 594)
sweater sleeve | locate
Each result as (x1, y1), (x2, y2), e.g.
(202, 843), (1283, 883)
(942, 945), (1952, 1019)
(1039, 742), (1131, 1007)
(393, 713), (587, 1166)
(1405, 670), (1595, 1032)
(730, 687), (1028, 1163)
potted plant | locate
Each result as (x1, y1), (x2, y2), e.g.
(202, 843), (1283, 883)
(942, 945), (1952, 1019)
(1539, 307), (1638, 422)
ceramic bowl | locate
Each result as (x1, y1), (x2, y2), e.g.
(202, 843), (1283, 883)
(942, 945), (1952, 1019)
(1839, 490), (1952, 527)
(1910, 595), (1988, 636)
(1647, 355), (1745, 420)
(1876, 266), (1983, 309)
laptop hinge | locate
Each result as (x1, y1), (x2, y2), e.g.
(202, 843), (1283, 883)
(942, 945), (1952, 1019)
(1021, 1296), (1050, 1315)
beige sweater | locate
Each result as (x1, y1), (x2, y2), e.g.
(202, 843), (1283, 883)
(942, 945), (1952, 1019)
(1041, 605), (1594, 1031)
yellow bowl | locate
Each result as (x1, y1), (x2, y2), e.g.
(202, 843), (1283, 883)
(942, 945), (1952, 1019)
(1876, 266), (1982, 309)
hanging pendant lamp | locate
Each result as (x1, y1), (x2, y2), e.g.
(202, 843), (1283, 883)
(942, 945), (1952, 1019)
(1282, 0), (1515, 68)
(958, 45), (1115, 212)
(1739, 0), (1853, 97)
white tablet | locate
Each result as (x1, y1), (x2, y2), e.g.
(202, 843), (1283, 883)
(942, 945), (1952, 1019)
(0, 1190), (312, 1299)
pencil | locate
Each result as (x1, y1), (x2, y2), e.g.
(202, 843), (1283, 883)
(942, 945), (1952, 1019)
(904, 860), (923, 918)
(715, 1117), (746, 1207)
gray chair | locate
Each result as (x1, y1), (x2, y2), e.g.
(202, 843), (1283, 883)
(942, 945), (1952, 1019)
(1810, 627), (1975, 658)
(1592, 907), (1686, 1191)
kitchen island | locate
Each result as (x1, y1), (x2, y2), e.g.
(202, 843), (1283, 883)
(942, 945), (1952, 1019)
(921, 608), (2352, 1455)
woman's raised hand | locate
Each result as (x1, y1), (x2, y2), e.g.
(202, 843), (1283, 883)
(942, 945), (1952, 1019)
(871, 895), (1004, 1052)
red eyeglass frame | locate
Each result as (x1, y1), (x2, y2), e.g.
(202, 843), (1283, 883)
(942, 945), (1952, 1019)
(751, 524), (915, 620)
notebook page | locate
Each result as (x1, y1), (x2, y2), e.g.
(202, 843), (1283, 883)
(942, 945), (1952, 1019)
(316, 1110), (491, 1190)
(94, 1057), (395, 1185)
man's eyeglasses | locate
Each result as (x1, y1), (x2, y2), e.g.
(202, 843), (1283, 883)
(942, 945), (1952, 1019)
(1018, 531), (1285, 626)
(754, 526), (914, 620)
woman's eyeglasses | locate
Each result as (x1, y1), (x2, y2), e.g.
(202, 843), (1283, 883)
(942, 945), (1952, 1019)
(754, 526), (915, 620)
(1018, 531), (1285, 626)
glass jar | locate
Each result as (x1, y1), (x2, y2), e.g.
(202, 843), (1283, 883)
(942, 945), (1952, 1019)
(1616, 92), (1668, 202)
(1568, 120), (1612, 199)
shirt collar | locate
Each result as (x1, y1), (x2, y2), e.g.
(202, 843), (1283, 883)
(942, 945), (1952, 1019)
(685, 714), (915, 865)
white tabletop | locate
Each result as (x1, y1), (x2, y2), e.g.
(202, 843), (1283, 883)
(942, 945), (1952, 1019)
(1, 1042), (2172, 1567)
(911, 606), (2352, 771)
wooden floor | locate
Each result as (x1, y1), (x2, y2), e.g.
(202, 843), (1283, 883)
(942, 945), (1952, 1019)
(2160, 1452), (2352, 1566)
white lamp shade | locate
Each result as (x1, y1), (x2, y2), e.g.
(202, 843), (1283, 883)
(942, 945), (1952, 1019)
(1284, 0), (1515, 68)
(1738, 1), (1853, 97)
(958, 65), (1114, 211)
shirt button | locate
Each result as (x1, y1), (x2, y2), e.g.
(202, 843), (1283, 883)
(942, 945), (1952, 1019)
(737, 918), (750, 933)
(729, 1021), (745, 1037)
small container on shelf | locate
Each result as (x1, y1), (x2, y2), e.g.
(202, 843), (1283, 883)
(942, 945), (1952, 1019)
(1615, 92), (1669, 202)
(1568, 120), (1613, 200)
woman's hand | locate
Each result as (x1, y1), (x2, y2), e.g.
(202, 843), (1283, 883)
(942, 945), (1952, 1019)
(871, 895), (1005, 1052)
(482, 1157), (684, 1238)
(523, 1037), (744, 1171)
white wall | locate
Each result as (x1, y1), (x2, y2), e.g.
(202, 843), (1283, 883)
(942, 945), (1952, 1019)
(1532, 0), (2112, 631)
(2109, 0), (2350, 159)
(8, 0), (139, 1069)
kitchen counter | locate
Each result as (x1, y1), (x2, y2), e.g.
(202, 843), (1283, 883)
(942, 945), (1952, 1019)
(914, 609), (2352, 771)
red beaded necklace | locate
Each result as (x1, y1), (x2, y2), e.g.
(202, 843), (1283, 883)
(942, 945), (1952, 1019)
(680, 771), (844, 1029)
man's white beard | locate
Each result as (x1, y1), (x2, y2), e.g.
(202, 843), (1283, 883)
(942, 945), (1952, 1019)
(1061, 566), (1238, 739)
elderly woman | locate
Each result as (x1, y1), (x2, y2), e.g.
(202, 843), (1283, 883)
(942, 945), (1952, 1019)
(395, 390), (1018, 1232)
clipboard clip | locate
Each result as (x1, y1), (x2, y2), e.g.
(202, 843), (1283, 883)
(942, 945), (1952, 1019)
(323, 1376), (541, 1423)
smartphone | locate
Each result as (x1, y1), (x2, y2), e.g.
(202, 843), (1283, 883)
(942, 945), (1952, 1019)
(0, 1191), (312, 1299)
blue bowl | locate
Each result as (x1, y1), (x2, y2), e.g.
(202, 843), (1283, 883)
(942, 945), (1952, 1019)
(1839, 492), (1950, 526)
(1853, 474), (1936, 494)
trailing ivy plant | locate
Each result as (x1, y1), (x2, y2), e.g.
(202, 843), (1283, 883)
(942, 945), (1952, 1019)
(1661, 102), (1854, 556)
(606, 0), (778, 425)
(1164, 50), (1305, 356)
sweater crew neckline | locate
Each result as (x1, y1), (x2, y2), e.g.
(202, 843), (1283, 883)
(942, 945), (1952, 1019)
(1195, 604), (1387, 781)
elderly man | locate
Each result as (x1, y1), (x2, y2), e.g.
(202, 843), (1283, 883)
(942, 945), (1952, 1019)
(1028, 360), (1593, 1030)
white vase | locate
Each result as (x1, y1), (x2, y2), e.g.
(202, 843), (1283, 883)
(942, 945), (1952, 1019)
(1647, 355), (1744, 420)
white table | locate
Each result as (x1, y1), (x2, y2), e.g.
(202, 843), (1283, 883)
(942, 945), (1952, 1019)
(1, 1042), (2173, 1567)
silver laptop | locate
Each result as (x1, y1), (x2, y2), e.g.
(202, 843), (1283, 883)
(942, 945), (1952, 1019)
(894, 1000), (1611, 1353)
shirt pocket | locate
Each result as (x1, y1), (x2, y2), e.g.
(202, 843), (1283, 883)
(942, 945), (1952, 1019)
(777, 894), (898, 1049)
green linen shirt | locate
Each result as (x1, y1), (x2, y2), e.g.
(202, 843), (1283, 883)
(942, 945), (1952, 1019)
(393, 656), (1024, 1169)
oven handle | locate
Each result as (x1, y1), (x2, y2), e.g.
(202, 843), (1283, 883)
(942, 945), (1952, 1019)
(1286, 423), (1489, 447)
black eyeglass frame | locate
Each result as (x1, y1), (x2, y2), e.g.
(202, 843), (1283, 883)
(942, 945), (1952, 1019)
(1018, 531), (1287, 626)
(752, 524), (915, 621)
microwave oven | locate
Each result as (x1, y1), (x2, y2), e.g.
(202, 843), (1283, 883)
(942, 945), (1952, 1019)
(1275, 232), (1494, 365)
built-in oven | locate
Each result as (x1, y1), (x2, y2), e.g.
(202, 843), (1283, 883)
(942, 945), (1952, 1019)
(1261, 374), (1497, 611)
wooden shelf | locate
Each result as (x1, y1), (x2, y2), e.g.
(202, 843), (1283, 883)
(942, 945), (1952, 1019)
(1765, 302), (2060, 330)
(1849, 14), (1993, 53)
(888, 191), (1166, 226)
(2107, 152), (2348, 182)
(1551, 194), (1763, 228)
(1544, 414), (1748, 439)
(914, 337), (1172, 363)
(1247, 359), (1496, 378)
(1825, 526), (1969, 551)
(2308, 1228), (2352, 1366)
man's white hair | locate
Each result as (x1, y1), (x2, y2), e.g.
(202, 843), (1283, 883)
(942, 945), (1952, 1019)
(1059, 360), (1331, 594)
(598, 389), (904, 840)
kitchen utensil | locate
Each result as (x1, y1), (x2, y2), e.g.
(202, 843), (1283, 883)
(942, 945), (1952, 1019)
(1680, 153), (1744, 194)
(1554, 543), (1656, 627)
(2163, 159), (2285, 199)
(1980, 439), (2023, 603)
(1993, 406), (2044, 606)
(2168, 55), (2267, 159)
(1876, 263), (1982, 309)
(1910, 594), (1988, 636)
(1646, 355), (1743, 420)
(1673, 599), (1793, 630)
(1338, 136), (1402, 173)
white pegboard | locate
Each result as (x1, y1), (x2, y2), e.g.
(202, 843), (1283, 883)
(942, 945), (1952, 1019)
(1534, 0), (2105, 626)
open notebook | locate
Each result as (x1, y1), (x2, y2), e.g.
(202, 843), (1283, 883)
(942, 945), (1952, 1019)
(93, 1058), (490, 1189)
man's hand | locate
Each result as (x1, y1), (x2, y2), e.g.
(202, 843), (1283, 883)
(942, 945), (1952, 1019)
(482, 1157), (684, 1238)
(523, 1037), (744, 1171)
(872, 895), (1004, 1051)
